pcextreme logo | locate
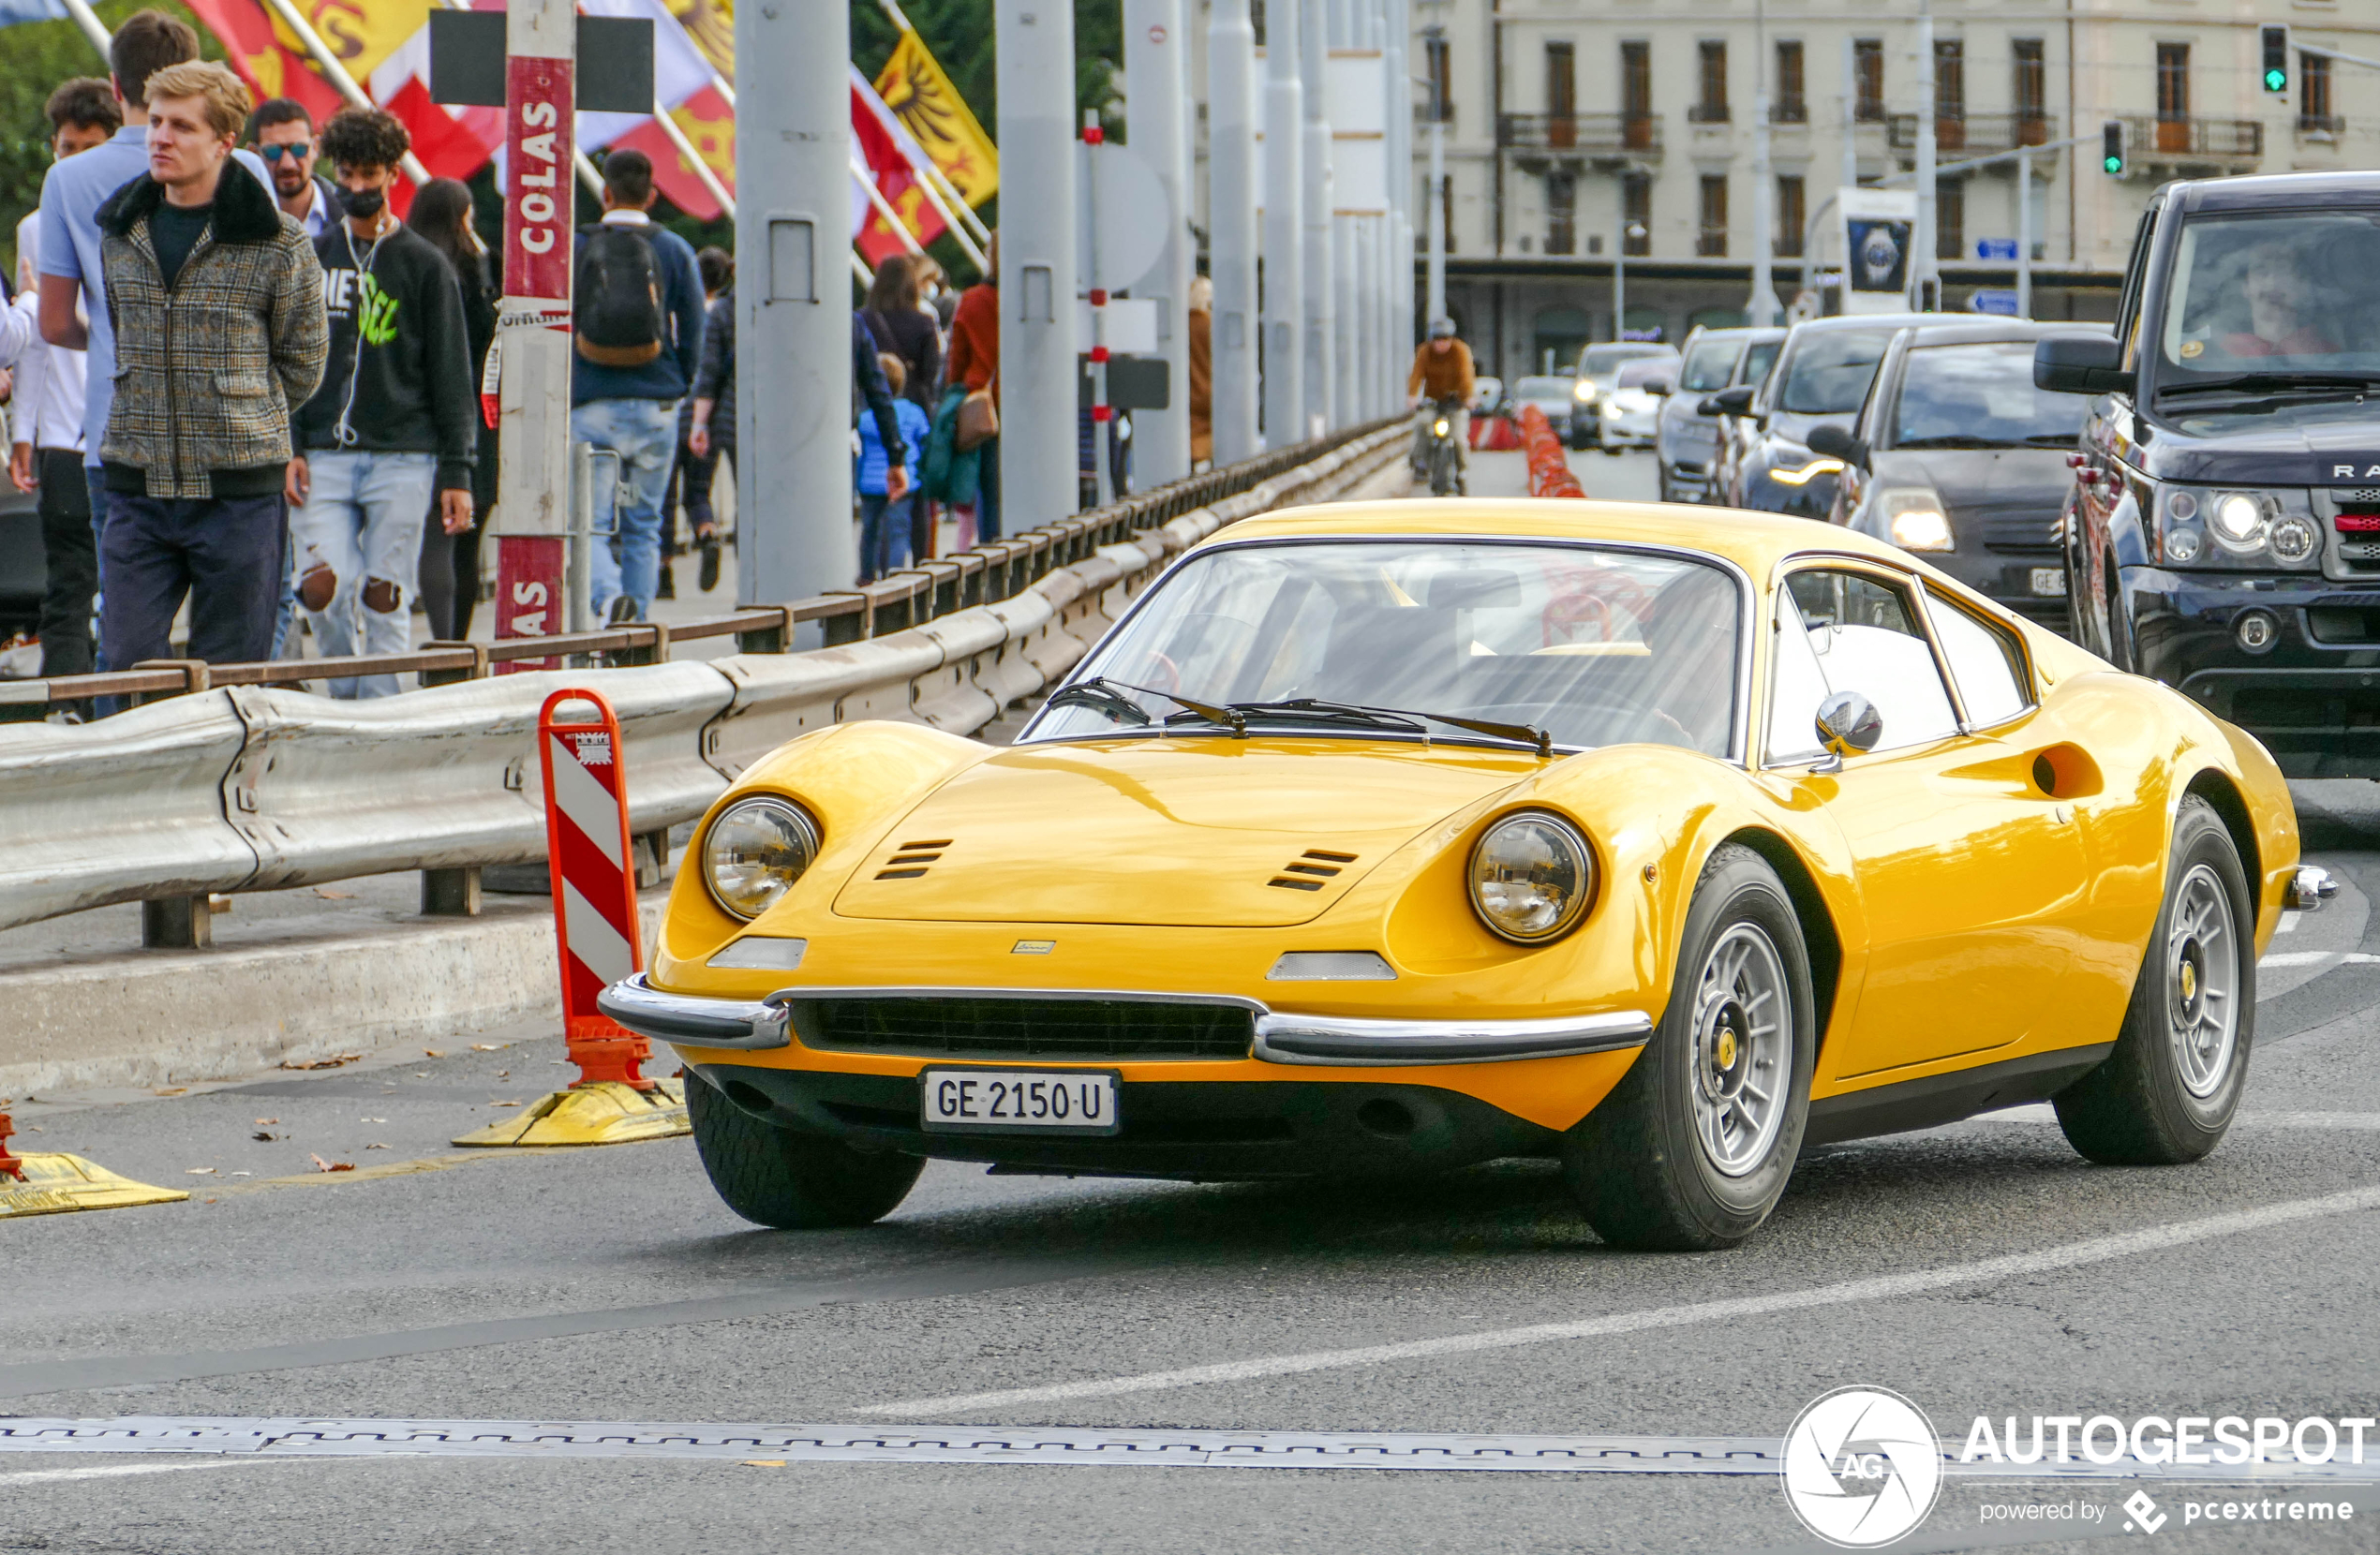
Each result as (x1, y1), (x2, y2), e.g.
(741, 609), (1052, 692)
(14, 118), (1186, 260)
(1781, 1386), (1945, 1548)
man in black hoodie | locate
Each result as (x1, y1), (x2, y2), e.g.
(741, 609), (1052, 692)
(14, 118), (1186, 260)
(286, 106), (473, 698)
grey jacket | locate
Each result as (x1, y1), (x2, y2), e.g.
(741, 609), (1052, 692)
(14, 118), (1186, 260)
(97, 160), (326, 497)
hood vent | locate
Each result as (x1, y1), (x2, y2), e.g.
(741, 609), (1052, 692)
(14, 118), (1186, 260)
(875, 838), (952, 881)
(1268, 849), (1358, 892)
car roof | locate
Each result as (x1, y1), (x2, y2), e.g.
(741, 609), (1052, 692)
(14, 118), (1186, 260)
(1901, 319), (2115, 348)
(2178, 170), (2380, 213)
(1688, 326), (1788, 344)
(1207, 498), (1915, 580)
(1784, 312), (1933, 336)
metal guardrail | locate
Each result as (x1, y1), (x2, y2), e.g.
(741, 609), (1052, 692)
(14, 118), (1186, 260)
(0, 421), (1398, 717)
(0, 424), (1407, 948)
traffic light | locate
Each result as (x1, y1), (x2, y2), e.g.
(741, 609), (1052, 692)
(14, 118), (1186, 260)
(2262, 25), (2290, 93)
(2102, 120), (2125, 176)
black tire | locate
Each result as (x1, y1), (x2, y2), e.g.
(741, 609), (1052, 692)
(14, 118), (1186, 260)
(2055, 796), (2254, 1165)
(687, 1071), (925, 1228)
(1563, 844), (1817, 1251)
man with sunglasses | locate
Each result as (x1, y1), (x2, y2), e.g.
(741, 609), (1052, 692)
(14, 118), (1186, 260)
(248, 97), (335, 238)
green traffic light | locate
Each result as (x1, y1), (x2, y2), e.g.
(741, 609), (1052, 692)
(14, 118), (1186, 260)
(2266, 68), (2288, 91)
(2104, 155), (2123, 172)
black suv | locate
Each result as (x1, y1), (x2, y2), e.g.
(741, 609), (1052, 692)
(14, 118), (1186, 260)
(2038, 171), (2380, 778)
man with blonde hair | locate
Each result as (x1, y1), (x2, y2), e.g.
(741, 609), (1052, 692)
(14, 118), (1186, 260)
(92, 58), (326, 674)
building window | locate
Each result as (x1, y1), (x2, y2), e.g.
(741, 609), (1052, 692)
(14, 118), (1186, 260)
(2013, 38), (2046, 142)
(1545, 40), (1575, 145)
(1620, 41), (1654, 147)
(1777, 174), (1806, 257)
(2302, 52), (2338, 132)
(1441, 173), (1456, 254)
(1425, 35), (1453, 122)
(1698, 174), (1728, 257)
(1623, 173), (1652, 255)
(1692, 40), (1730, 124)
(1775, 40), (1807, 124)
(1853, 38), (1885, 123)
(1547, 169), (1576, 255)
(1936, 176), (1964, 260)
(1933, 39), (1964, 123)
(2156, 43), (2189, 121)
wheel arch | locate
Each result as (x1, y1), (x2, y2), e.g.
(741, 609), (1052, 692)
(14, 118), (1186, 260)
(1718, 825), (1845, 1060)
(2180, 767), (2262, 902)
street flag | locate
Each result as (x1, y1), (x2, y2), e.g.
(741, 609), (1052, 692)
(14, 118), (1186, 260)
(0, 0), (70, 26)
(367, 22), (503, 183)
(610, 82), (735, 219)
(851, 67), (945, 265)
(872, 26), (996, 208)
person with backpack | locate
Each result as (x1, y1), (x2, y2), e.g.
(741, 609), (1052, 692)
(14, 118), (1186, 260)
(570, 148), (703, 623)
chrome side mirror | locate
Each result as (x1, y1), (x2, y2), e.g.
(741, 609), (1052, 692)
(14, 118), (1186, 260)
(1814, 691), (1883, 761)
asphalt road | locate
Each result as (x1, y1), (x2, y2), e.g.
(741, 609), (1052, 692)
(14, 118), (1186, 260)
(7, 452), (2379, 1554)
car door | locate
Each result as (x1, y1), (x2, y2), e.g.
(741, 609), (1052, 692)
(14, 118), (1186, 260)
(1763, 562), (2090, 1082)
(2072, 199), (2163, 663)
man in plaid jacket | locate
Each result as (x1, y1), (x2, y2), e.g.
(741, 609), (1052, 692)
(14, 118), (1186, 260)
(95, 60), (326, 673)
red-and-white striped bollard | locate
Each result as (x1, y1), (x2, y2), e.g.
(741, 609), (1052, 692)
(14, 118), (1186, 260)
(538, 688), (657, 1091)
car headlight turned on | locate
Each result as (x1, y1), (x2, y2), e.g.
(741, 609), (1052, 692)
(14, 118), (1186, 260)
(1469, 811), (1595, 943)
(1875, 488), (1954, 551)
(703, 796), (821, 920)
(1573, 381), (1598, 404)
(2210, 492), (2268, 552)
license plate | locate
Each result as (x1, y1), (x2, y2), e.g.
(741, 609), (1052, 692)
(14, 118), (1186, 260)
(921, 1069), (1120, 1135)
(2030, 568), (2067, 597)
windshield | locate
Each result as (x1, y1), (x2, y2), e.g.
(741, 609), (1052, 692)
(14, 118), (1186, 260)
(1515, 377), (1572, 399)
(1778, 327), (1899, 414)
(1615, 359), (1672, 390)
(2160, 210), (2380, 379)
(1891, 341), (2093, 447)
(1741, 340), (1781, 386)
(1581, 346), (1665, 378)
(1030, 541), (1743, 757)
(1680, 338), (1742, 392)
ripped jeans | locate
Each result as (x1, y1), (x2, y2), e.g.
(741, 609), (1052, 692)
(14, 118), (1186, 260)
(289, 450), (437, 699)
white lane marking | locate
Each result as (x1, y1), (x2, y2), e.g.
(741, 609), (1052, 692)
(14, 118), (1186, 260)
(2259, 951), (2380, 969)
(0, 1460), (257, 1486)
(1963, 1107), (2380, 1130)
(2278, 911), (2301, 935)
(866, 1184), (2380, 1416)
(547, 733), (625, 871)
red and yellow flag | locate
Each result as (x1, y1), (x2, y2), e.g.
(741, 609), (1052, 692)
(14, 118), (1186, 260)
(872, 27), (995, 209)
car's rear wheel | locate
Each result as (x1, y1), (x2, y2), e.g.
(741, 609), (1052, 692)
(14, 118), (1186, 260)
(1563, 843), (1816, 1251)
(2055, 796), (2253, 1165)
(687, 1071), (924, 1228)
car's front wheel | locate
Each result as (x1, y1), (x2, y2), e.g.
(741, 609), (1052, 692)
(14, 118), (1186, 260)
(688, 1071), (924, 1228)
(2055, 795), (2253, 1164)
(1563, 843), (1816, 1251)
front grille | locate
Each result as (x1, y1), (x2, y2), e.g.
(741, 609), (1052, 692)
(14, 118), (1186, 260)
(1961, 503), (2060, 555)
(800, 997), (1257, 1061)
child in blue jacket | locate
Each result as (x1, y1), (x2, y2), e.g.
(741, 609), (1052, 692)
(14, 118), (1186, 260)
(858, 354), (932, 583)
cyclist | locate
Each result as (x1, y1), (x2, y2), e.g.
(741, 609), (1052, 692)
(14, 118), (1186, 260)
(1406, 317), (1476, 480)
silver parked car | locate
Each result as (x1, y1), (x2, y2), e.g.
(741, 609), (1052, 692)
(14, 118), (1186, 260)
(1656, 326), (1783, 503)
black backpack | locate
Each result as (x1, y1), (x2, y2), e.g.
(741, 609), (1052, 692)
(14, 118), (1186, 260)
(573, 223), (664, 366)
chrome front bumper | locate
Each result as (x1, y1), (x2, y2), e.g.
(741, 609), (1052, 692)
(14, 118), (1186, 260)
(596, 975), (1654, 1067)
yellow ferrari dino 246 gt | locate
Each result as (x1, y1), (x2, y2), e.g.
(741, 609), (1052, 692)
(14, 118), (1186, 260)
(601, 500), (2328, 1250)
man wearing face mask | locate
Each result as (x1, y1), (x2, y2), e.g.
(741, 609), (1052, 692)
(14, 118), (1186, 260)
(286, 106), (474, 698)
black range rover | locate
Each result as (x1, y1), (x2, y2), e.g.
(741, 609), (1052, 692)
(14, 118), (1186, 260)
(2038, 171), (2380, 778)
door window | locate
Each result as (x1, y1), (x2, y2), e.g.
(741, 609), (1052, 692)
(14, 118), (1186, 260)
(1767, 570), (1958, 762)
(1923, 592), (2031, 728)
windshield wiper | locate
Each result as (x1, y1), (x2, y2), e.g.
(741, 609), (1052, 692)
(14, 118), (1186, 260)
(2157, 373), (2380, 401)
(1226, 698), (1555, 759)
(1046, 676), (1248, 734)
(1892, 435), (2024, 450)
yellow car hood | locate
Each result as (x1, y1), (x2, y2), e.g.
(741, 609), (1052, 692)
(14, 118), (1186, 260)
(830, 737), (1531, 927)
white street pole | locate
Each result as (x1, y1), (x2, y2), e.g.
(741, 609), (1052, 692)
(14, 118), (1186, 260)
(1913, 0), (1937, 310)
(1748, 0), (1778, 326)
(1614, 219), (1625, 341)
(1262, 0), (1306, 446)
(490, 0), (575, 657)
(737, 0), (855, 612)
(1423, 21), (1445, 324)
(2016, 148), (2032, 318)
(1085, 111), (1111, 507)
(1300, 0), (1336, 435)
(998, 0), (1081, 516)
(1123, 0), (1193, 481)
(1208, 0), (1262, 462)
(1388, 0), (1415, 363)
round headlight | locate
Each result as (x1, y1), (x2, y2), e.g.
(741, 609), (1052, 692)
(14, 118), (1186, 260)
(2211, 493), (2266, 548)
(1469, 812), (1595, 943)
(703, 797), (820, 920)
(2165, 525), (2203, 562)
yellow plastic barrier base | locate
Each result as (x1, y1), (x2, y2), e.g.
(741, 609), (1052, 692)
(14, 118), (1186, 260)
(451, 1078), (690, 1148)
(0, 1153), (191, 1219)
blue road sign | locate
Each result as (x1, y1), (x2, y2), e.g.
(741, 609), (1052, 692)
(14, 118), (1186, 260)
(1975, 238), (2020, 262)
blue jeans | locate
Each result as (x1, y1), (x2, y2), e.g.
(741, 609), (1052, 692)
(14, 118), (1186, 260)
(573, 398), (677, 621)
(289, 450), (439, 699)
(975, 435), (1002, 541)
(857, 492), (913, 584)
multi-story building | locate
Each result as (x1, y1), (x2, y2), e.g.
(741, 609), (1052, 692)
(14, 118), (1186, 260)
(1405, 0), (2380, 377)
